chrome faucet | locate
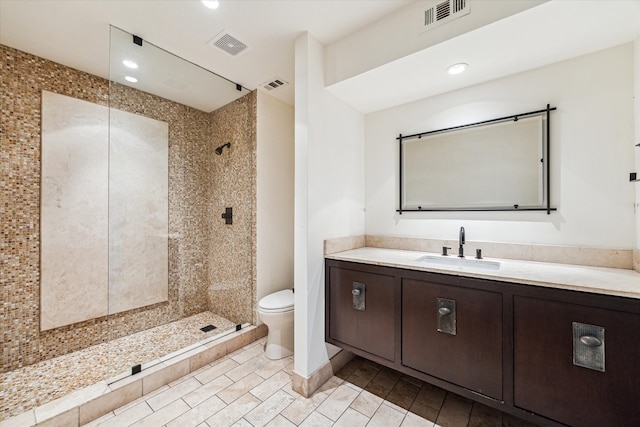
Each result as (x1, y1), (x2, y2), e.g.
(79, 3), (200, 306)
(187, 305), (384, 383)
(458, 226), (465, 258)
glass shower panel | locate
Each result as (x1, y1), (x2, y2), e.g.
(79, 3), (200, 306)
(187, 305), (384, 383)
(106, 26), (252, 380)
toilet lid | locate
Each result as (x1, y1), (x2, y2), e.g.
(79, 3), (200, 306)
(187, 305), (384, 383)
(259, 289), (294, 311)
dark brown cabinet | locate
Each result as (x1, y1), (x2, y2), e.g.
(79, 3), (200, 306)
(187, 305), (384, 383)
(325, 258), (640, 426)
(514, 295), (640, 426)
(402, 278), (503, 400)
(327, 264), (397, 361)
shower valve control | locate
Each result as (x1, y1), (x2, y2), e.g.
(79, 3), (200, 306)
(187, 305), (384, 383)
(222, 207), (233, 225)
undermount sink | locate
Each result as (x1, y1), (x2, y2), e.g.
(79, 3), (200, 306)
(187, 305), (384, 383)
(415, 254), (501, 270)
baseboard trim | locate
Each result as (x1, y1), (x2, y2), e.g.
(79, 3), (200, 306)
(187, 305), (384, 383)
(291, 347), (353, 397)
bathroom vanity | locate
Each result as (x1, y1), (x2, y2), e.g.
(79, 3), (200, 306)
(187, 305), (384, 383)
(325, 247), (640, 426)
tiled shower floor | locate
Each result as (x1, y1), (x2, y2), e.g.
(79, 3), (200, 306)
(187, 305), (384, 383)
(0, 311), (236, 420)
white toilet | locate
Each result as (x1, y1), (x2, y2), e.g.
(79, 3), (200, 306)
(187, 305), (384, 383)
(258, 288), (294, 360)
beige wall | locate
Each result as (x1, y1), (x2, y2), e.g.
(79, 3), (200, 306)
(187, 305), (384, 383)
(256, 91), (295, 314)
(0, 44), (257, 373)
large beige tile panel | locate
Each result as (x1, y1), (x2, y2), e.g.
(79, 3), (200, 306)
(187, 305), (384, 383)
(108, 108), (169, 315)
(40, 90), (110, 331)
(40, 92), (170, 331)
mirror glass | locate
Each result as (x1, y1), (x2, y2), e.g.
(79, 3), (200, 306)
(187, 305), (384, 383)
(400, 113), (549, 211)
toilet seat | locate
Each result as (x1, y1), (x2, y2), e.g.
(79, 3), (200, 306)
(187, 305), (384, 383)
(258, 289), (294, 313)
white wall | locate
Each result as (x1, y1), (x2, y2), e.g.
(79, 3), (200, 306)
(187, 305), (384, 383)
(365, 44), (636, 249)
(325, 0), (544, 86)
(256, 91), (294, 308)
(294, 33), (366, 377)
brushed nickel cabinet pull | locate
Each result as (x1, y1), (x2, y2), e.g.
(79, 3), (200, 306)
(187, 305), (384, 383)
(438, 307), (451, 316)
(437, 298), (456, 335)
(580, 335), (602, 347)
(573, 322), (605, 372)
(352, 282), (365, 311)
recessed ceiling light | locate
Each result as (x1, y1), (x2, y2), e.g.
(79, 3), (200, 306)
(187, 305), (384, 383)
(202, 0), (219, 9)
(122, 59), (138, 69)
(125, 76), (138, 83)
(447, 63), (468, 75)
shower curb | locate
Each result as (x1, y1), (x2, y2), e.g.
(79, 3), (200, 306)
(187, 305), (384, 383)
(0, 324), (267, 427)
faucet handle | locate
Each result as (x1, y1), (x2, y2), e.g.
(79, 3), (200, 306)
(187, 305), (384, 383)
(442, 246), (452, 256)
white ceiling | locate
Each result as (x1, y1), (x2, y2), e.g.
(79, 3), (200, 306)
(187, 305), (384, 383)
(1, 0), (639, 114)
(0, 0), (411, 110)
(328, 0), (640, 113)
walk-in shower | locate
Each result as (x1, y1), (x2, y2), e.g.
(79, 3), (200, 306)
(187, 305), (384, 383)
(0, 26), (256, 421)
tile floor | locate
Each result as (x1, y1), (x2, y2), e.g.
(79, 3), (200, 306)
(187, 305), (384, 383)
(82, 337), (537, 427)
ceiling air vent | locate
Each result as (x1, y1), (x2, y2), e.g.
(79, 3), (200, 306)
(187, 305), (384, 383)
(260, 77), (289, 91)
(420, 0), (470, 33)
(208, 30), (250, 57)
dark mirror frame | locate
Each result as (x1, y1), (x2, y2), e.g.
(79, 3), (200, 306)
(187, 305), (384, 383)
(397, 105), (556, 214)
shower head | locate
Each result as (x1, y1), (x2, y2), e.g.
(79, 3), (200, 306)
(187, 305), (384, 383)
(215, 142), (231, 155)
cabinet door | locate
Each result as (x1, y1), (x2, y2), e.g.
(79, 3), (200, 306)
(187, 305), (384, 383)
(402, 278), (503, 400)
(514, 296), (640, 426)
(328, 266), (396, 361)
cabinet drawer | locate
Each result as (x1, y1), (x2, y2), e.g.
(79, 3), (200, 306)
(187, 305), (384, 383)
(402, 278), (503, 400)
(514, 296), (640, 426)
(328, 266), (396, 361)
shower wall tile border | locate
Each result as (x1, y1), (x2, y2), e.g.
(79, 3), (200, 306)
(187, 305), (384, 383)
(0, 326), (262, 427)
(1, 43), (257, 373)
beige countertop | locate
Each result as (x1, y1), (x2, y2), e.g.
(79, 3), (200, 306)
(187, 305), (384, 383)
(326, 247), (640, 299)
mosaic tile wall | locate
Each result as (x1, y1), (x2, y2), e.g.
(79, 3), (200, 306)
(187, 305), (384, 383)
(209, 93), (257, 325)
(0, 44), (257, 374)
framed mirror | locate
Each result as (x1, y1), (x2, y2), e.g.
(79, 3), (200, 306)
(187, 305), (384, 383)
(398, 106), (555, 213)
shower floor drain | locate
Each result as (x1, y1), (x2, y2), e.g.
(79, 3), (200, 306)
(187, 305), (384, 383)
(200, 325), (217, 333)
